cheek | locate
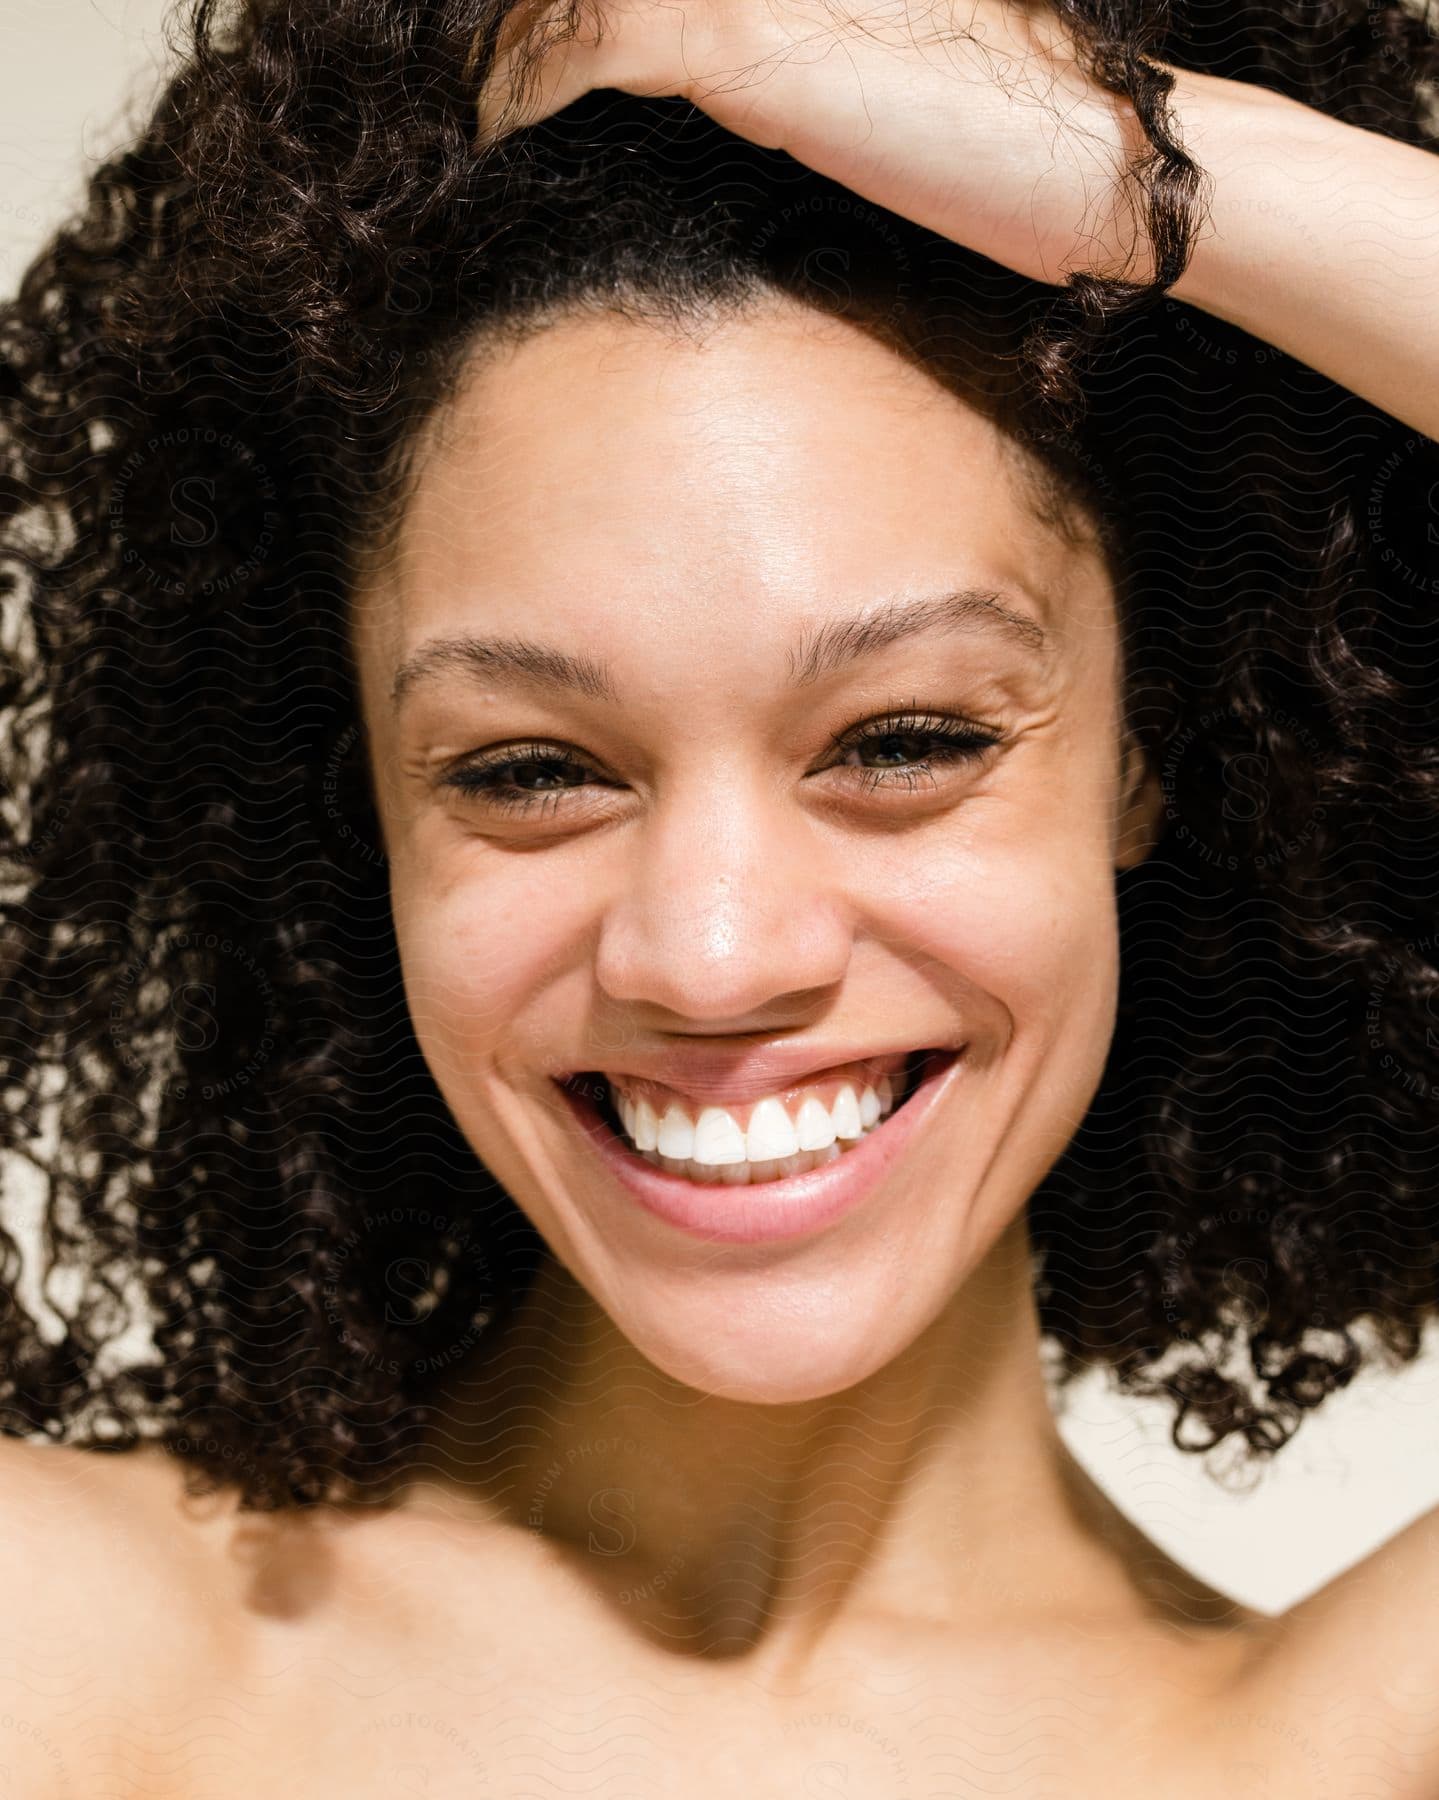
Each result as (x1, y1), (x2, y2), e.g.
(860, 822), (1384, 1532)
(389, 851), (588, 1079)
(888, 813), (1121, 1068)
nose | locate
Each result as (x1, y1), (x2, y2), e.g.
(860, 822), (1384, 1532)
(591, 775), (853, 1027)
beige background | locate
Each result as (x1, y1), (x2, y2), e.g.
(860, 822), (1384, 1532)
(2, 0), (1437, 1618)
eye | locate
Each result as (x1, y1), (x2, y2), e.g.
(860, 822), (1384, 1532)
(437, 740), (604, 815)
(436, 705), (1004, 819)
(827, 706), (1004, 796)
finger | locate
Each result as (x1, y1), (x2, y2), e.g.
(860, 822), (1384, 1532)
(475, 17), (598, 146)
(474, 0), (703, 148)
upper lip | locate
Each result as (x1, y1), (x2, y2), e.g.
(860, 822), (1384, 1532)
(553, 1039), (961, 1108)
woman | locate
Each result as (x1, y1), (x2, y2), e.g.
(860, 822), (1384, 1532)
(0, 0), (1436, 1791)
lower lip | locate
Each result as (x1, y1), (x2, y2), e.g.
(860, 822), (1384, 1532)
(552, 1050), (964, 1244)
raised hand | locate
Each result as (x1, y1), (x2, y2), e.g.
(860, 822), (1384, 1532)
(473, 0), (1173, 289)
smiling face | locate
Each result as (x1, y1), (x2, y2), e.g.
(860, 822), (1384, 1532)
(350, 298), (1161, 1403)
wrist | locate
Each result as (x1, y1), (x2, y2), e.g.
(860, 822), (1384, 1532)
(1160, 66), (1346, 320)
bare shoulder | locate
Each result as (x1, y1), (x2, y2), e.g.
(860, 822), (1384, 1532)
(0, 1432), (237, 1796)
(1223, 1501), (1439, 1798)
(0, 1429), (228, 1599)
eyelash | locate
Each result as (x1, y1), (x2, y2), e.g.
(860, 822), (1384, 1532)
(438, 706), (1005, 817)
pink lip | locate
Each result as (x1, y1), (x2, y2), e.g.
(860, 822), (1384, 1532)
(551, 1049), (964, 1244)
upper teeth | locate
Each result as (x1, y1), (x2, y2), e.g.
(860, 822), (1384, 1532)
(603, 1073), (899, 1166)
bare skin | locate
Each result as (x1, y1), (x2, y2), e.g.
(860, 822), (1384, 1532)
(2, 1423), (1432, 1798)
(3, 303), (1436, 1797)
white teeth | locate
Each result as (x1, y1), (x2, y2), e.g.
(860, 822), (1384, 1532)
(692, 1107), (748, 1166)
(631, 1096), (659, 1153)
(655, 1102), (696, 1161)
(831, 1085), (864, 1141)
(650, 1140), (848, 1184)
(745, 1096), (800, 1162)
(607, 1068), (908, 1178)
(795, 1096), (837, 1153)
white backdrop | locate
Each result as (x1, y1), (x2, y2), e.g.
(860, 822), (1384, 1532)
(2, 0), (1436, 1619)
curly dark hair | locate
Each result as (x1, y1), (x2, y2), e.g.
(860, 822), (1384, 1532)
(0, 0), (1436, 1512)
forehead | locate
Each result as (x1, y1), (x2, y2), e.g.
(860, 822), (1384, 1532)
(351, 305), (1115, 688)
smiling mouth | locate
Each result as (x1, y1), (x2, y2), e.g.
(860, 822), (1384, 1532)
(561, 1047), (954, 1187)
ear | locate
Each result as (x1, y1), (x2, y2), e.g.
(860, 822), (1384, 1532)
(1115, 733), (1164, 871)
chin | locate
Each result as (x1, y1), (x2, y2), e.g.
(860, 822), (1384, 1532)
(591, 1270), (939, 1404)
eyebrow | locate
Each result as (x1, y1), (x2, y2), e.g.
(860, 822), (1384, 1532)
(389, 586), (1052, 712)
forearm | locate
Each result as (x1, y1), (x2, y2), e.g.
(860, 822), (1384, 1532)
(1161, 66), (1439, 441)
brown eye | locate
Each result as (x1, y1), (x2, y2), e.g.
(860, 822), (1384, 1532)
(440, 743), (602, 814)
(831, 710), (1003, 795)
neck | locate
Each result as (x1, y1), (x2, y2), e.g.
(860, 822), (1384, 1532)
(401, 1212), (1185, 1683)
